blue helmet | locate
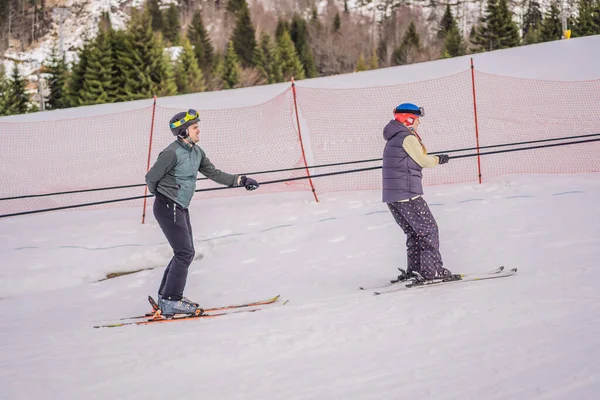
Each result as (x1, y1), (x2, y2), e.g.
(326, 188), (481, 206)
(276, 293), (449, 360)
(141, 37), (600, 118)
(393, 103), (425, 117)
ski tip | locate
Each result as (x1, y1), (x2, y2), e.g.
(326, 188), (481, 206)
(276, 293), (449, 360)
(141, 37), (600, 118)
(283, 299), (290, 305)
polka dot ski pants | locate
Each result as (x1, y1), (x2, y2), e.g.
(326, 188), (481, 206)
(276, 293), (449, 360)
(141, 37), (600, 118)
(387, 197), (444, 280)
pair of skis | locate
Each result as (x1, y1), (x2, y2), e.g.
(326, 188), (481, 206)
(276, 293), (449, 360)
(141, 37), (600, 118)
(93, 294), (284, 329)
(360, 266), (518, 296)
(94, 267), (517, 328)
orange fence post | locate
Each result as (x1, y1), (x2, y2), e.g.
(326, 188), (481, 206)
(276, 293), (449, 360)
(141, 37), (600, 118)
(470, 58), (483, 184)
(291, 78), (319, 203)
(142, 95), (158, 224)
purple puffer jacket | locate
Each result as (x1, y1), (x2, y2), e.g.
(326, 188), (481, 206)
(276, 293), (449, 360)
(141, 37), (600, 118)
(382, 119), (423, 203)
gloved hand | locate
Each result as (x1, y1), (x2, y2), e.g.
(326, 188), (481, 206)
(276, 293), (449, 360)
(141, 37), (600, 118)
(240, 175), (259, 191)
(437, 154), (449, 164)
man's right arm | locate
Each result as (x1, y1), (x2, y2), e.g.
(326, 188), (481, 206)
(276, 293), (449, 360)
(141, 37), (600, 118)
(145, 149), (177, 195)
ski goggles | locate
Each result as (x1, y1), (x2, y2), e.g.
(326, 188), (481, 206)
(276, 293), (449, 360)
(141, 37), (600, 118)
(393, 106), (425, 117)
(170, 109), (200, 129)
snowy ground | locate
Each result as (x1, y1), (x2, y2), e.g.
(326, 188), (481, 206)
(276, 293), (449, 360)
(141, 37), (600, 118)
(1, 173), (599, 399)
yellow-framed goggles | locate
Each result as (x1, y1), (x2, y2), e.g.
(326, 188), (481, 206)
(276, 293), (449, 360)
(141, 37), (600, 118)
(170, 109), (200, 129)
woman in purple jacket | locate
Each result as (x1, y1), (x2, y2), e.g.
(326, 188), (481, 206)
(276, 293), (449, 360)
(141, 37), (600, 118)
(383, 103), (450, 282)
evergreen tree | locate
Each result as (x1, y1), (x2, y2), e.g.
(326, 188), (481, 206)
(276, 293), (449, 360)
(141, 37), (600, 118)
(163, 4), (181, 45)
(333, 12), (342, 32)
(157, 52), (178, 96)
(522, 0), (543, 41)
(393, 21), (420, 65)
(253, 33), (282, 83)
(0, 65), (8, 116)
(227, 0), (246, 14)
(443, 25), (467, 57)
(355, 54), (367, 71)
(80, 28), (114, 105)
(438, 4), (455, 38)
(115, 9), (171, 100)
(188, 10), (214, 71)
(290, 14), (316, 78)
(147, 0), (163, 32)
(572, 0), (599, 37)
(369, 48), (379, 69)
(110, 29), (132, 102)
(593, 0), (600, 32)
(231, 1), (256, 67)
(303, 48), (318, 78)
(538, 1), (562, 42)
(44, 45), (68, 110)
(221, 41), (241, 89)
(275, 19), (290, 40)
(175, 38), (205, 94)
(5, 64), (30, 115)
(65, 42), (91, 107)
(471, 0), (521, 51)
(277, 31), (305, 81)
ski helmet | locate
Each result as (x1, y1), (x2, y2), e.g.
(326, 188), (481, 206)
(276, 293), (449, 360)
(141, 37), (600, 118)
(393, 103), (424, 127)
(169, 109), (200, 138)
(393, 103), (424, 117)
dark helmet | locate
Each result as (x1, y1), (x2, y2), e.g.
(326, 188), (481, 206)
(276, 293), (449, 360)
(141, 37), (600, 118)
(169, 109), (200, 138)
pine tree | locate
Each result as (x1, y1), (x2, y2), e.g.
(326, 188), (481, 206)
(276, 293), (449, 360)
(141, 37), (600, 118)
(471, 0), (521, 51)
(253, 33), (282, 83)
(115, 9), (171, 101)
(44, 45), (68, 110)
(538, 1), (562, 42)
(572, 0), (599, 37)
(303, 48), (318, 78)
(188, 10), (214, 72)
(157, 52), (178, 96)
(5, 64), (30, 115)
(275, 19), (290, 40)
(444, 25), (467, 57)
(163, 4), (181, 45)
(438, 4), (455, 38)
(333, 12), (342, 32)
(355, 54), (367, 71)
(277, 31), (305, 81)
(110, 29), (132, 102)
(522, 0), (543, 41)
(369, 48), (379, 69)
(79, 28), (114, 105)
(227, 0), (246, 14)
(0, 65), (8, 116)
(393, 21), (420, 65)
(65, 42), (91, 107)
(147, 0), (163, 32)
(231, 1), (256, 67)
(175, 38), (205, 94)
(221, 41), (241, 89)
(593, 0), (600, 32)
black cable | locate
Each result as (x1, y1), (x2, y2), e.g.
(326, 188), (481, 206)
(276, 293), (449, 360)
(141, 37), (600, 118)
(2, 136), (599, 219)
(3, 133), (598, 202)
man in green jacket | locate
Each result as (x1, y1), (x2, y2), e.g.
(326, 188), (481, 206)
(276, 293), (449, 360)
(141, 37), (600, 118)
(145, 109), (259, 317)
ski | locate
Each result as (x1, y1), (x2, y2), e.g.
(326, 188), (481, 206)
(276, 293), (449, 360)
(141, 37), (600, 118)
(359, 266), (505, 291)
(373, 268), (517, 295)
(94, 298), (287, 329)
(120, 294), (281, 320)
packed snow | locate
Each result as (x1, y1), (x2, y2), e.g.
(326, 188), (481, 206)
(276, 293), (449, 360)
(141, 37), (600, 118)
(1, 172), (599, 399)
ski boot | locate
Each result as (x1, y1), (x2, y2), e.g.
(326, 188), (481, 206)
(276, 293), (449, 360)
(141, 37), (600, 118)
(157, 297), (204, 318)
(391, 268), (418, 284)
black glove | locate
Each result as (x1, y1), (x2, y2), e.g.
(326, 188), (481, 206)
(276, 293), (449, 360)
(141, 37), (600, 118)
(240, 175), (259, 191)
(437, 154), (449, 164)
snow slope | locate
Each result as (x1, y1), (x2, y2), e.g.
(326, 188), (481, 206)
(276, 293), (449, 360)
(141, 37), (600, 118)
(1, 172), (599, 399)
